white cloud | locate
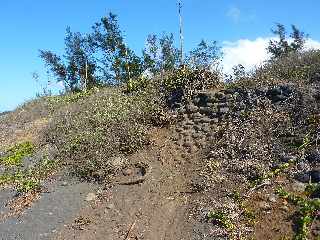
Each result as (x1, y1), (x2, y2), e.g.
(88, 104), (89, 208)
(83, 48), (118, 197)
(227, 6), (241, 23)
(305, 39), (320, 50)
(221, 37), (320, 73)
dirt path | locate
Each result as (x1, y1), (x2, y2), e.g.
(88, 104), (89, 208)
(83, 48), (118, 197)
(54, 128), (196, 240)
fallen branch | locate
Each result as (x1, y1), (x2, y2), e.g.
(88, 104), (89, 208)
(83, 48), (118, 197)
(124, 219), (137, 240)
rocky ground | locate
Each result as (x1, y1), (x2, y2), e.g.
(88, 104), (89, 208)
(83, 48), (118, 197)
(1, 83), (320, 239)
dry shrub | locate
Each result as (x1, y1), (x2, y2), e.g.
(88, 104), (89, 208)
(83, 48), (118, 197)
(208, 50), (320, 184)
(41, 87), (166, 180)
(207, 102), (293, 183)
(252, 50), (320, 87)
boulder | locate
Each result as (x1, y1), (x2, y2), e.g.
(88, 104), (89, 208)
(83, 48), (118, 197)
(310, 169), (320, 183)
(193, 93), (211, 106)
(296, 169), (320, 183)
(306, 151), (320, 163)
(199, 107), (213, 115)
(266, 85), (293, 103)
(279, 154), (296, 163)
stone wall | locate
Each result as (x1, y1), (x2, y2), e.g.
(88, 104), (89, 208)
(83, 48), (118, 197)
(173, 85), (294, 153)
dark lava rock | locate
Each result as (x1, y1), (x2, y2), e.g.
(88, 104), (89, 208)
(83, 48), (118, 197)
(306, 151), (320, 163)
(296, 169), (320, 183)
(295, 172), (310, 183)
(313, 90), (320, 101)
(310, 169), (320, 183)
(193, 93), (212, 106)
(279, 154), (296, 163)
(310, 72), (320, 83)
(215, 92), (225, 100)
(266, 85), (293, 103)
(199, 107), (213, 115)
(167, 89), (184, 108)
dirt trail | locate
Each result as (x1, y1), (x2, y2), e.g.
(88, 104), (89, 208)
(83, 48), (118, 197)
(54, 128), (196, 240)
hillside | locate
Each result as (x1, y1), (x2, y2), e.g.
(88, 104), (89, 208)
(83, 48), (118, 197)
(1, 51), (320, 240)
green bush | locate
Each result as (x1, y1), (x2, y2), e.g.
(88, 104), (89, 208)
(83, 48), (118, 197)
(163, 67), (221, 99)
(126, 76), (150, 93)
(0, 156), (56, 193)
(0, 142), (34, 166)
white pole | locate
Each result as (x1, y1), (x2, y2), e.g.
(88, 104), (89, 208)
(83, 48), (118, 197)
(178, 0), (184, 66)
(125, 44), (131, 82)
(85, 59), (88, 91)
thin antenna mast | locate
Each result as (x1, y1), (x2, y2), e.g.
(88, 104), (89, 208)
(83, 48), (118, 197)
(125, 44), (131, 82)
(178, 0), (184, 66)
(85, 59), (88, 92)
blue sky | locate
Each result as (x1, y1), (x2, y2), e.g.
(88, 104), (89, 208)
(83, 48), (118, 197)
(1, 0), (320, 111)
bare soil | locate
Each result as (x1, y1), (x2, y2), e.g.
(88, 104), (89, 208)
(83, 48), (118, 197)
(54, 127), (195, 240)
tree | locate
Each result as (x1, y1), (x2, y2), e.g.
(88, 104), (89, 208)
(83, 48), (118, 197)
(39, 50), (69, 89)
(40, 28), (97, 92)
(267, 23), (307, 58)
(142, 34), (159, 74)
(290, 25), (306, 51)
(187, 40), (221, 70)
(159, 33), (180, 71)
(40, 12), (142, 89)
(64, 27), (97, 90)
(142, 33), (179, 73)
(88, 12), (142, 83)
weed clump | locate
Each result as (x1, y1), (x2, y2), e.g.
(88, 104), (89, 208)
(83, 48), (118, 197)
(276, 186), (320, 240)
(0, 142), (34, 166)
(0, 157), (56, 193)
(207, 210), (235, 231)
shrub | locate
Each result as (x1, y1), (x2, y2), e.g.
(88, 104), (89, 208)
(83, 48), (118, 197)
(0, 159), (56, 193)
(234, 50), (320, 88)
(163, 67), (221, 101)
(41, 87), (166, 180)
(126, 76), (150, 93)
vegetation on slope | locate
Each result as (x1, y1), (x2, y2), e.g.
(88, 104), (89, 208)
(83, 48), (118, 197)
(1, 13), (320, 239)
